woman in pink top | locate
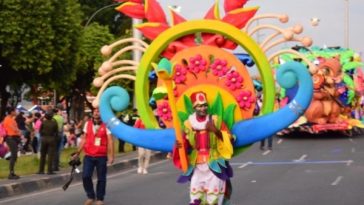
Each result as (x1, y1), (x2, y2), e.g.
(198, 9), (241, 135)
(32, 112), (42, 153)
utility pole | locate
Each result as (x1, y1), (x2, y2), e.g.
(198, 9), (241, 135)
(344, 0), (349, 48)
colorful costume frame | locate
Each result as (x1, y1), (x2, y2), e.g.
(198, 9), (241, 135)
(95, 1), (314, 203)
(97, 0), (313, 154)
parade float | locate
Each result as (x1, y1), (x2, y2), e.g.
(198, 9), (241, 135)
(92, 0), (313, 203)
(273, 46), (364, 136)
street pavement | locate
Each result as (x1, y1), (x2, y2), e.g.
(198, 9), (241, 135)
(0, 151), (167, 200)
(1, 132), (364, 204)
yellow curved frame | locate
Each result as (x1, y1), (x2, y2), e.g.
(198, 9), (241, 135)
(135, 20), (275, 129)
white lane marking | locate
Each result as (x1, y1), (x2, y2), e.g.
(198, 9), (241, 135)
(293, 154), (307, 162)
(239, 161), (252, 168)
(262, 150), (271, 155)
(349, 138), (355, 143)
(241, 160), (353, 166)
(331, 176), (343, 186)
(251, 180), (257, 183)
(277, 139), (283, 144)
(351, 148), (356, 153)
(0, 160), (169, 203)
(346, 160), (353, 166)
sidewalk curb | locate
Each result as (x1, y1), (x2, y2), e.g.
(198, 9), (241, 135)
(0, 152), (167, 200)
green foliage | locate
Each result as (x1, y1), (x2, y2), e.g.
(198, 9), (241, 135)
(343, 62), (364, 71)
(48, 0), (83, 89)
(78, 0), (131, 36)
(179, 92), (236, 130)
(78, 23), (114, 73)
(183, 95), (194, 115)
(0, 0), (55, 73)
(210, 93), (223, 128)
(0, 141), (134, 179)
(151, 86), (167, 100)
(178, 111), (189, 125)
(223, 104), (236, 130)
(0, 0), (133, 118)
(0, 0), (84, 93)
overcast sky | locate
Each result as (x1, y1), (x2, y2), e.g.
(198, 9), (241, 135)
(158, 0), (363, 57)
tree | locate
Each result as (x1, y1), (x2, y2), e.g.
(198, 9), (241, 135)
(78, 0), (131, 36)
(0, 0), (83, 118)
(66, 23), (114, 121)
(65, 0), (132, 121)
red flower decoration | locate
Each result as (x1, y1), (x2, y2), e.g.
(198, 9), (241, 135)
(157, 101), (172, 121)
(236, 90), (255, 109)
(211, 58), (229, 77)
(225, 71), (243, 90)
(173, 64), (188, 84)
(173, 87), (179, 97)
(188, 54), (207, 74)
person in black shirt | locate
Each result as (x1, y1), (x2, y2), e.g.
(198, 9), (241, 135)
(37, 111), (58, 175)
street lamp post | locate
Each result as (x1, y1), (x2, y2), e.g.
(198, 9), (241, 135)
(344, 0), (349, 48)
(132, 19), (143, 65)
(85, 2), (121, 27)
(132, 18), (142, 108)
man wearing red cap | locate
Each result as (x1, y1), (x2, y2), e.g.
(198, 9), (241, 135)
(174, 91), (234, 205)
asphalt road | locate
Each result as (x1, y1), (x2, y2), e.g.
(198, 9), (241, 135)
(1, 132), (363, 205)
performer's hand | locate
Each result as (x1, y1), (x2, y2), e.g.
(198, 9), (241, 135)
(206, 118), (218, 134)
(206, 119), (223, 140)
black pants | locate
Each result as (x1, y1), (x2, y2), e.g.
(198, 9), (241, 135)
(39, 137), (57, 173)
(31, 137), (38, 154)
(52, 135), (62, 171)
(22, 130), (32, 152)
(5, 136), (20, 174)
(260, 136), (273, 148)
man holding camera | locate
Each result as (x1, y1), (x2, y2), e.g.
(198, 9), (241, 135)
(73, 108), (114, 205)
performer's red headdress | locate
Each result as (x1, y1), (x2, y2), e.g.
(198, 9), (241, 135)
(190, 91), (207, 107)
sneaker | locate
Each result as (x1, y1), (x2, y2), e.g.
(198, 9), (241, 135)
(84, 198), (94, 205)
(4, 152), (11, 160)
(8, 173), (20, 180)
(137, 167), (142, 174)
(95, 200), (104, 205)
(142, 169), (148, 174)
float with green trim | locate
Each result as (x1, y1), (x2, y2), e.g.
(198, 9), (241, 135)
(271, 46), (364, 135)
(93, 0), (314, 171)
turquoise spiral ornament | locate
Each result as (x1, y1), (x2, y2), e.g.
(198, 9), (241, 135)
(232, 61), (313, 147)
(99, 86), (175, 152)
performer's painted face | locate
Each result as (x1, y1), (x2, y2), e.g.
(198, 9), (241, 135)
(194, 103), (208, 117)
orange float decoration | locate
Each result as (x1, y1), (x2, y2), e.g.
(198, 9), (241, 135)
(95, 0), (314, 204)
